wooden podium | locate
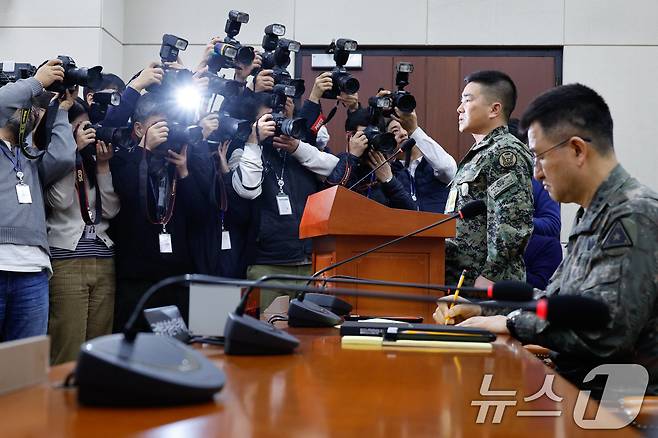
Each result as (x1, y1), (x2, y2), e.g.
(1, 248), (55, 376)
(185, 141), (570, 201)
(299, 186), (455, 322)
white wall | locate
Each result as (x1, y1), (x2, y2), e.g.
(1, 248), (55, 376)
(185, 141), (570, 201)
(3, 0), (658, 241)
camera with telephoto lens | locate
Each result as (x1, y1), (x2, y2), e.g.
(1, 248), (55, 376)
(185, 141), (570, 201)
(0, 62), (37, 87)
(81, 123), (130, 154)
(207, 10), (255, 73)
(46, 56), (103, 94)
(207, 113), (252, 149)
(322, 38), (360, 99)
(388, 62), (416, 114)
(269, 84), (306, 139)
(258, 24), (305, 98)
(154, 121), (203, 155)
(88, 90), (121, 123)
(363, 96), (397, 155)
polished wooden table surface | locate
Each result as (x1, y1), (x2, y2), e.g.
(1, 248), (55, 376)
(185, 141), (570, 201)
(0, 327), (641, 437)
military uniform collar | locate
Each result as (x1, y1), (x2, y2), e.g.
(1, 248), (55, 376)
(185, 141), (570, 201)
(470, 125), (509, 153)
(571, 164), (630, 234)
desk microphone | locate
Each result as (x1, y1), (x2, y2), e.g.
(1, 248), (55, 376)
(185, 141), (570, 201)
(348, 138), (416, 190)
(289, 200), (487, 327)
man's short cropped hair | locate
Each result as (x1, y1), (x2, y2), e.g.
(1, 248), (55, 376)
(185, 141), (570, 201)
(519, 83), (614, 154)
(464, 70), (517, 120)
(133, 92), (165, 124)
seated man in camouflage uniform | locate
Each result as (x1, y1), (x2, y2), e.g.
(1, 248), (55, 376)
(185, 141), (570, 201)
(435, 84), (658, 395)
(445, 70), (534, 287)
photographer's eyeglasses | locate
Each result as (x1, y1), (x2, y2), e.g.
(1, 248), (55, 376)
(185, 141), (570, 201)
(532, 136), (591, 166)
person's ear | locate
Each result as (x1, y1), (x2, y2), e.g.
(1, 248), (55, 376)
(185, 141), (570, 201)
(571, 136), (590, 167)
(86, 92), (94, 106)
(489, 102), (503, 119)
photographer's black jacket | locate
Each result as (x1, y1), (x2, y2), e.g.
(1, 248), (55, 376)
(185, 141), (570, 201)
(109, 146), (207, 282)
(326, 152), (417, 210)
(392, 159), (450, 213)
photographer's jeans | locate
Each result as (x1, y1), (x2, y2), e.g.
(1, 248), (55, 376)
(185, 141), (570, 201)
(0, 270), (49, 341)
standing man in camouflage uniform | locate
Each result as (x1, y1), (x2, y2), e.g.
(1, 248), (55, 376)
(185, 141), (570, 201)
(445, 71), (534, 287)
(435, 84), (658, 395)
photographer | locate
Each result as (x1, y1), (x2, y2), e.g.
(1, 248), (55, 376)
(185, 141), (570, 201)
(326, 108), (416, 210)
(386, 111), (457, 212)
(232, 90), (339, 309)
(0, 59), (77, 341)
(109, 92), (207, 331)
(46, 100), (120, 364)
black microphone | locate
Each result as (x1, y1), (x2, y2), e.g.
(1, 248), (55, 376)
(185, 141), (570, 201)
(347, 138), (416, 190)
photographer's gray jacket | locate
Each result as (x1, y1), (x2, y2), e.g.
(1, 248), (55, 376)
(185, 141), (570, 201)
(0, 78), (76, 255)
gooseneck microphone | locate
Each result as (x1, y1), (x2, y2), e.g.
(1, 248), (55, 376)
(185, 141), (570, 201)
(348, 138), (416, 190)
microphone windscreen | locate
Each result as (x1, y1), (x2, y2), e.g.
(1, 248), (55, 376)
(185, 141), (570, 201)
(400, 138), (416, 153)
(545, 295), (610, 329)
(491, 280), (534, 301)
(458, 200), (487, 219)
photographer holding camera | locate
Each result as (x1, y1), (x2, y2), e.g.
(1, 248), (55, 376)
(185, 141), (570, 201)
(326, 106), (416, 210)
(45, 100), (120, 364)
(232, 87), (339, 309)
(109, 92), (207, 331)
(0, 59), (77, 341)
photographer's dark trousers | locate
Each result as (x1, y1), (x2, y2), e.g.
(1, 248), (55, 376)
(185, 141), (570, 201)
(113, 279), (189, 333)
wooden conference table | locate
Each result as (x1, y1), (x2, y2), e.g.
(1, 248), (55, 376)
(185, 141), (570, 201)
(0, 327), (641, 437)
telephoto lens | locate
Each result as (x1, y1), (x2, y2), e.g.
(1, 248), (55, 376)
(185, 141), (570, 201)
(47, 56), (103, 94)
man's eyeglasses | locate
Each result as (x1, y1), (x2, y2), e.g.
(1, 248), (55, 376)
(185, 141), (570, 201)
(532, 136), (591, 165)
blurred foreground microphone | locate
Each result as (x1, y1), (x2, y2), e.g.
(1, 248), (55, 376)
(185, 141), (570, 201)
(288, 200), (487, 327)
(348, 138), (416, 190)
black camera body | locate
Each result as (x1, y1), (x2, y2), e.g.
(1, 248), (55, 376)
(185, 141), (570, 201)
(159, 122), (203, 154)
(89, 91), (121, 124)
(0, 62), (36, 87)
(389, 62), (416, 113)
(322, 39), (360, 99)
(147, 67), (194, 95)
(206, 75), (245, 98)
(270, 84), (305, 139)
(207, 113), (252, 147)
(81, 123), (130, 154)
(258, 25), (305, 98)
(208, 10), (255, 73)
(46, 56), (103, 94)
(363, 96), (396, 155)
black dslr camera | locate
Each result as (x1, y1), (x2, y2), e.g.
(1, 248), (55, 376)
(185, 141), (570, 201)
(0, 62), (36, 87)
(46, 56), (103, 94)
(147, 34), (193, 95)
(363, 96), (397, 155)
(269, 84), (306, 139)
(88, 90), (121, 123)
(207, 113), (252, 148)
(259, 24), (305, 98)
(208, 10), (255, 73)
(322, 38), (360, 99)
(389, 62), (416, 113)
(81, 123), (131, 154)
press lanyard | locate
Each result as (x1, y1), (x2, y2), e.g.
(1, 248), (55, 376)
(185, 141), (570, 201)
(268, 151), (292, 215)
(271, 151), (288, 195)
(75, 153), (102, 226)
(407, 169), (417, 202)
(1, 140), (32, 204)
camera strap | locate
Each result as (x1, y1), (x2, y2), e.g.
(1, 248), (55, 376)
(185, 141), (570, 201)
(214, 158), (231, 249)
(18, 107), (45, 160)
(139, 146), (178, 240)
(267, 150), (292, 216)
(323, 101), (340, 126)
(74, 153), (102, 239)
(1, 138), (32, 204)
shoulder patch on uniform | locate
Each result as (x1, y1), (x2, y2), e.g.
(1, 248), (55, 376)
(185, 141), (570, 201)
(488, 172), (518, 199)
(498, 151), (517, 168)
(602, 220), (633, 250)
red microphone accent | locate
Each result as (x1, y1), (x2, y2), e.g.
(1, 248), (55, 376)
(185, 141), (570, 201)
(458, 210), (465, 219)
(487, 285), (493, 298)
(536, 299), (548, 320)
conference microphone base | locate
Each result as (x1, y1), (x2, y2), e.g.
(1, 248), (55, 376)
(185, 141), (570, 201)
(74, 333), (225, 406)
(223, 312), (300, 355)
(288, 298), (342, 327)
(304, 293), (353, 316)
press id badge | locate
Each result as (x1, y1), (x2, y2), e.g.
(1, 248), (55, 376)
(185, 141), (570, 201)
(221, 230), (232, 250)
(276, 194), (292, 215)
(159, 233), (173, 253)
(445, 188), (458, 213)
(83, 224), (97, 239)
(16, 183), (32, 204)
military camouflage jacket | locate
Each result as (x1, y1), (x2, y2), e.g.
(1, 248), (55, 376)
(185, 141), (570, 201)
(512, 165), (658, 395)
(444, 125), (534, 285)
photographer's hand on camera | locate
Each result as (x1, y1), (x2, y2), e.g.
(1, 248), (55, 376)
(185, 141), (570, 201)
(196, 36), (223, 72)
(96, 140), (113, 174)
(75, 123), (95, 150)
(34, 59), (65, 89)
(348, 131), (368, 158)
(217, 140), (230, 174)
(130, 63), (164, 92)
(392, 108), (418, 135)
(309, 72), (333, 104)
(337, 92), (359, 112)
(166, 145), (189, 179)
(284, 97), (294, 118)
(192, 67), (210, 95)
(272, 135), (299, 154)
(235, 51), (262, 83)
(58, 86), (78, 111)
(142, 121), (169, 151)
(367, 150), (393, 183)
(199, 113), (219, 140)
(253, 69), (274, 92)
(249, 114), (275, 145)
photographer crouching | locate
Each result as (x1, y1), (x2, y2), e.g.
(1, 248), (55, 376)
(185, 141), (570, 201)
(0, 59), (77, 341)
